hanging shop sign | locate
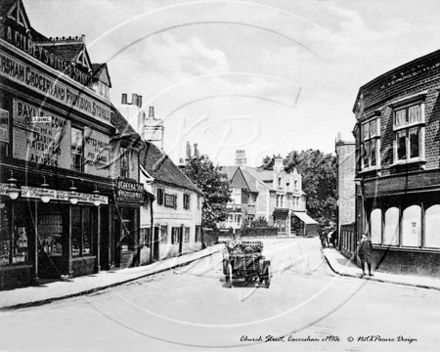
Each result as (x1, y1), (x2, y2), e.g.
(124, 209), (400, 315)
(12, 98), (71, 169)
(0, 184), (108, 205)
(0, 51), (112, 125)
(115, 179), (144, 203)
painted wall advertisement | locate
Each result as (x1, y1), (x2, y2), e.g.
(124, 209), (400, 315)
(84, 127), (110, 178)
(13, 99), (71, 169)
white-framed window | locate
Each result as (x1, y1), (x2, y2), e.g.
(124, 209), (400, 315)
(120, 148), (129, 177)
(165, 193), (177, 209)
(71, 127), (84, 172)
(425, 205), (440, 248)
(383, 207), (399, 245)
(157, 188), (164, 206)
(183, 194), (190, 210)
(370, 208), (382, 244)
(393, 102), (425, 164)
(278, 177), (282, 187)
(361, 118), (380, 170)
(401, 205), (421, 247)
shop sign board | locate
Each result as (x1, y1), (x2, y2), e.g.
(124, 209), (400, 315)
(115, 179), (144, 203)
(0, 50), (112, 125)
(0, 184), (108, 205)
(13, 99), (71, 169)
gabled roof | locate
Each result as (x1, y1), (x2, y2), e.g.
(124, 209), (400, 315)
(92, 63), (112, 87)
(1, 0), (30, 30)
(219, 166), (259, 193)
(244, 167), (275, 191)
(140, 142), (203, 195)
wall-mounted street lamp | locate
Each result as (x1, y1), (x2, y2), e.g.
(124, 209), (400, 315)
(40, 176), (51, 204)
(6, 171), (20, 200)
(93, 185), (101, 207)
(69, 181), (79, 205)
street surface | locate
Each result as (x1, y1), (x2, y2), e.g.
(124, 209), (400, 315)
(1, 238), (439, 352)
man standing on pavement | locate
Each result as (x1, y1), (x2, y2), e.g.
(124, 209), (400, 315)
(357, 232), (374, 277)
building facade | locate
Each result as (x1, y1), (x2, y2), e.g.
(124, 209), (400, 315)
(353, 49), (440, 277)
(221, 151), (315, 235)
(0, 0), (145, 289)
(335, 135), (356, 256)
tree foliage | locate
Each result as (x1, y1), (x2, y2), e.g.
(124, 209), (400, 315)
(260, 149), (337, 224)
(182, 155), (232, 229)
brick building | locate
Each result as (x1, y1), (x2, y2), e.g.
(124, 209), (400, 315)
(0, 0), (146, 289)
(335, 135), (356, 257)
(353, 49), (440, 277)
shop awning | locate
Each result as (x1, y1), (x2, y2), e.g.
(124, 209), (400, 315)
(273, 208), (289, 219)
(292, 211), (319, 225)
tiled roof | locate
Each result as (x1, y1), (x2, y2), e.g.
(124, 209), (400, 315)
(47, 43), (83, 62)
(110, 106), (140, 138)
(140, 142), (203, 195)
(91, 63), (112, 87)
(0, 0), (17, 17)
(220, 166), (260, 193)
(243, 167), (275, 191)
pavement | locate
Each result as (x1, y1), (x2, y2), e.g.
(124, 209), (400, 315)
(2, 241), (440, 311)
(323, 247), (440, 291)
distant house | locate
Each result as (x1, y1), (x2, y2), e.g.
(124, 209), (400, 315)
(220, 150), (317, 236)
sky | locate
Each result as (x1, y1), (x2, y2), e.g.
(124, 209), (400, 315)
(24, 0), (440, 167)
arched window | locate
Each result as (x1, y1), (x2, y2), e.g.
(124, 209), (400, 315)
(401, 205), (421, 247)
(370, 208), (382, 244)
(383, 207), (399, 245)
(425, 205), (440, 248)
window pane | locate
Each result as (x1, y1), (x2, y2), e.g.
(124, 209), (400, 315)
(363, 122), (369, 140)
(397, 131), (406, 160)
(363, 141), (370, 168)
(409, 105), (421, 123)
(370, 119), (377, 137)
(401, 205), (421, 247)
(71, 207), (81, 256)
(383, 207), (399, 245)
(370, 139), (377, 166)
(71, 128), (83, 172)
(370, 208), (382, 244)
(395, 109), (406, 127)
(409, 128), (419, 158)
(160, 226), (168, 243)
(82, 207), (92, 254)
(425, 205), (440, 248)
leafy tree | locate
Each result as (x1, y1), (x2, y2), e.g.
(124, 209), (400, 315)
(259, 149), (337, 224)
(182, 155), (232, 229)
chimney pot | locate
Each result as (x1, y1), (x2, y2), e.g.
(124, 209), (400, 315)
(131, 93), (137, 106)
(149, 106), (154, 118)
(138, 95), (143, 108)
(121, 93), (127, 105)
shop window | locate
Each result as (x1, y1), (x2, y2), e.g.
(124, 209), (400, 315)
(393, 103), (425, 164)
(383, 207), (399, 245)
(361, 118), (380, 170)
(71, 207), (93, 256)
(401, 205), (421, 247)
(71, 127), (84, 172)
(157, 188), (164, 205)
(184, 227), (190, 243)
(140, 228), (151, 247)
(0, 204), (30, 267)
(120, 148), (129, 178)
(195, 225), (201, 243)
(424, 205), (440, 248)
(183, 194), (190, 210)
(38, 213), (63, 256)
(370, 208), (382, 244)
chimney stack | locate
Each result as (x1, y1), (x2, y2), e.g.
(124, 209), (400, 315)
(235, 150), (247, 168)
(121, 93), (127, 105)
(194, 143), (199, 158)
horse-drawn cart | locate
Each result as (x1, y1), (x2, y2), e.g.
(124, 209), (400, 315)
(222, 240), (272, 288)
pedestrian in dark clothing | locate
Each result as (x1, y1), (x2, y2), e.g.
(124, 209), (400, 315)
(357, 233), (374, 277)
(319, 227), (328, 248)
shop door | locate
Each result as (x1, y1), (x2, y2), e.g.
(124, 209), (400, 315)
(153, 227), (160, 261)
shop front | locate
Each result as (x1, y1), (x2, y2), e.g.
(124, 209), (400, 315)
(113, 179), (143, 269)
(0, 175), (110, 290)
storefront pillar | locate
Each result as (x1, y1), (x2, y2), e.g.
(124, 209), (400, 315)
(32, 202), (39, 286)
(68, 205), (73, 277)
(95, 206), (101, 273)
(179, 225), (183, 256)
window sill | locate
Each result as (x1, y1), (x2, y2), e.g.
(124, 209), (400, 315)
(393, 121), (425, 132)
(391, 159), (426, 168)
(359, 167), (380, 174)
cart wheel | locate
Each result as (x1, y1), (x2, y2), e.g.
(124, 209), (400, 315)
(265, 264), (272, 288)
(225, 262), (233, 288)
